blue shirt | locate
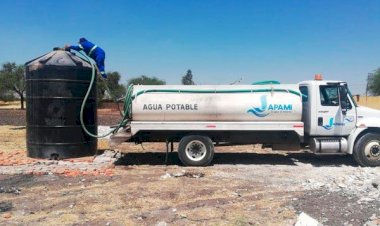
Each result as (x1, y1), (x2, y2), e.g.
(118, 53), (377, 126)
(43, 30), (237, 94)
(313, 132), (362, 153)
(68, 40), (104, 57)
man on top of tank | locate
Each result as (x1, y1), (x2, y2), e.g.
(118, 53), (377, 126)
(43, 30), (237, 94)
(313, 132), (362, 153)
(65, 38), (107, 78)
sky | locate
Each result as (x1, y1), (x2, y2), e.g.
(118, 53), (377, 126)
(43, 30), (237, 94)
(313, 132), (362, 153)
(0, 0), (380, 94)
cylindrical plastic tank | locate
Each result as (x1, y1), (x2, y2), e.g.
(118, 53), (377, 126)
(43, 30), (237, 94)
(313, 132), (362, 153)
(132, 85), (302, 121)
(25, 50), (97, 159)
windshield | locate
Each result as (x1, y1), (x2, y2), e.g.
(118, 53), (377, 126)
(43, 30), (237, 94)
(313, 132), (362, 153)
(344, 84), (358, 107)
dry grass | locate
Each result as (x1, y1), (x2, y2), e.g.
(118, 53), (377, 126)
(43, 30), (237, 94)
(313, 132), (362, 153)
(0, 125), (109, 155)
(0, 126), (26, 154)
(357, 96), (380, 110)
(0, 101), (23, 109)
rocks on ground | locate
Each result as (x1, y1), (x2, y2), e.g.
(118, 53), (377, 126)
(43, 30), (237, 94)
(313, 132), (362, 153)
(301, 166), (380, 203)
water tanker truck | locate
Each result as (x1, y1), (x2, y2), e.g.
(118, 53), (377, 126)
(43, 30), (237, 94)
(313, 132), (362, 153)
(110, 76), (380, 167)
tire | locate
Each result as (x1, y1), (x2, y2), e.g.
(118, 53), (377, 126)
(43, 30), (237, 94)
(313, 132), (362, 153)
(353, 133), (380, 167)
(178, 135), (214, 166)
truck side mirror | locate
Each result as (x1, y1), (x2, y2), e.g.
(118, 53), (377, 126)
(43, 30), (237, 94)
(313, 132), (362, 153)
(339, 86), (348, 115)
(341, 104), (347, 115)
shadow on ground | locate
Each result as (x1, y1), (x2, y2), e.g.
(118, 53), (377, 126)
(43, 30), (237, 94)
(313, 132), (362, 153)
(115, 152), (357, 167)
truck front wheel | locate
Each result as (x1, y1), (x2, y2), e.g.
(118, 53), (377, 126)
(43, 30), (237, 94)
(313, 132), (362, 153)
(178, 135), (214, 166)
(353, 133), (380, 167)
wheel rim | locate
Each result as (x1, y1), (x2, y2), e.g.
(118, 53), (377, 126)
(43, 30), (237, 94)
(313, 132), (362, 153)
(185, 140), (207, 162)
(364, 140), (380, 161)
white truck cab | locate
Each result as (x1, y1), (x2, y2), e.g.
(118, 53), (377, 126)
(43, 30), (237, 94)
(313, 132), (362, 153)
(299, 78), (380, 166)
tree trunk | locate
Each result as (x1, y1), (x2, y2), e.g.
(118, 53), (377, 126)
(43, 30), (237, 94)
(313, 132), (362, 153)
(20, 95), (24, 110)
(12, 88), (25, 110)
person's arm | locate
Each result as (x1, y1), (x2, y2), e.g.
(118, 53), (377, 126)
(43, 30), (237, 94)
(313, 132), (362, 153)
(64, 44), (84, 51)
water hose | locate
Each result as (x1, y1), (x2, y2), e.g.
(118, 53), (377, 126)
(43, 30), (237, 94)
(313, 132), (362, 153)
(75, 50), (133, 138)
(73, 50), (305, 139)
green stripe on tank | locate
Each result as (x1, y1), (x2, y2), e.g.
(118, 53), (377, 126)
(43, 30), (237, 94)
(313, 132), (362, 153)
(133, 88), (305, 99)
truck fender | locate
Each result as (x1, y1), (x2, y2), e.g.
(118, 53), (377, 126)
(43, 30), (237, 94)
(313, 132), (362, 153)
(347, 127), (380, 154)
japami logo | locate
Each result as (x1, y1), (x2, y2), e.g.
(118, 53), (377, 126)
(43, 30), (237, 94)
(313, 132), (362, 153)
(322, 118), (335, 130)
(322, 117), (354, 130)
(247, 95), (293, 117)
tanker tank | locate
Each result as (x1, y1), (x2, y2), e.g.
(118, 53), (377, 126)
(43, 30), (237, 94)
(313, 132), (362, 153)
(131, 84), (302, 122)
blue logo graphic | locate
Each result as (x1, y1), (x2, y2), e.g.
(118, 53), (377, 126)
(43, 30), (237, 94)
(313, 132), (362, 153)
(322, 118), (334, 130)
(247, 95), (293, 117)
(247, 95), (269, 117)
(322, 117), (354, 130)
(344, 117), (354, 123)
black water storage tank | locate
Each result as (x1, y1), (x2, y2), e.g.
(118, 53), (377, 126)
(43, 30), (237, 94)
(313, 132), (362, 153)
(25, 50), (97, 159)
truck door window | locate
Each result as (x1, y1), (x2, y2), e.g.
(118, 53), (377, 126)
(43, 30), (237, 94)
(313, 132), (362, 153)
(299, 86), (308, 102)
(320, 86), (339, 106)
(346, 85), (358, 107)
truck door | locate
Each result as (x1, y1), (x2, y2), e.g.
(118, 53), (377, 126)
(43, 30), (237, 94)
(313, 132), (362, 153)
(315, 84), (356, 136)
(339, 84), (357, 135)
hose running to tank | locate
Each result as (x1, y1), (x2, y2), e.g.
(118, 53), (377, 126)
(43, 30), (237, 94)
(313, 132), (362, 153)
(75, 50), (133, 138)
(74, 50), (305, 138)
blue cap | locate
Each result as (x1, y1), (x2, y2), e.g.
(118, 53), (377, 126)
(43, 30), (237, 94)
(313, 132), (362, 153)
(79, 37), (87, 43)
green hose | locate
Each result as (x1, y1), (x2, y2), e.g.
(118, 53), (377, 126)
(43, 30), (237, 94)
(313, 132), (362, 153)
(74, 50), (304, 139)
(77, 51), (111, 138)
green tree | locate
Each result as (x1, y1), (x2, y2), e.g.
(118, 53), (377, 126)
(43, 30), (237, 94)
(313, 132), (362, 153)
(0, 90), (13, 101)
(97, 71), (126, 101)
(0, 80), (7, 100)
(0, 62), (26, 109)
(128, 75), (166, 86)
(368, 68), (380, 95)
(181, 69), (195, 85)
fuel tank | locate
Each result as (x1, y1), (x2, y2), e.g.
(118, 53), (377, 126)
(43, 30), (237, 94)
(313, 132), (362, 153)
(131, 85), (302, 122)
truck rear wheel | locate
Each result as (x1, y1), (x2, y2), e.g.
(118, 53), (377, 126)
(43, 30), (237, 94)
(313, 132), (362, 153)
(353, 133), (380, 167)
(178, 135), (214, 166)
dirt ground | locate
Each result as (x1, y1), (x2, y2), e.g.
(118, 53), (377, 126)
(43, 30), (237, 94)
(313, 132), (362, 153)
(1, 105), (380, 225)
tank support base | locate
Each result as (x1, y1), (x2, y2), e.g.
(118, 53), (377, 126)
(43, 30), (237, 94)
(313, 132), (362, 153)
(165, 140), (174, 165)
